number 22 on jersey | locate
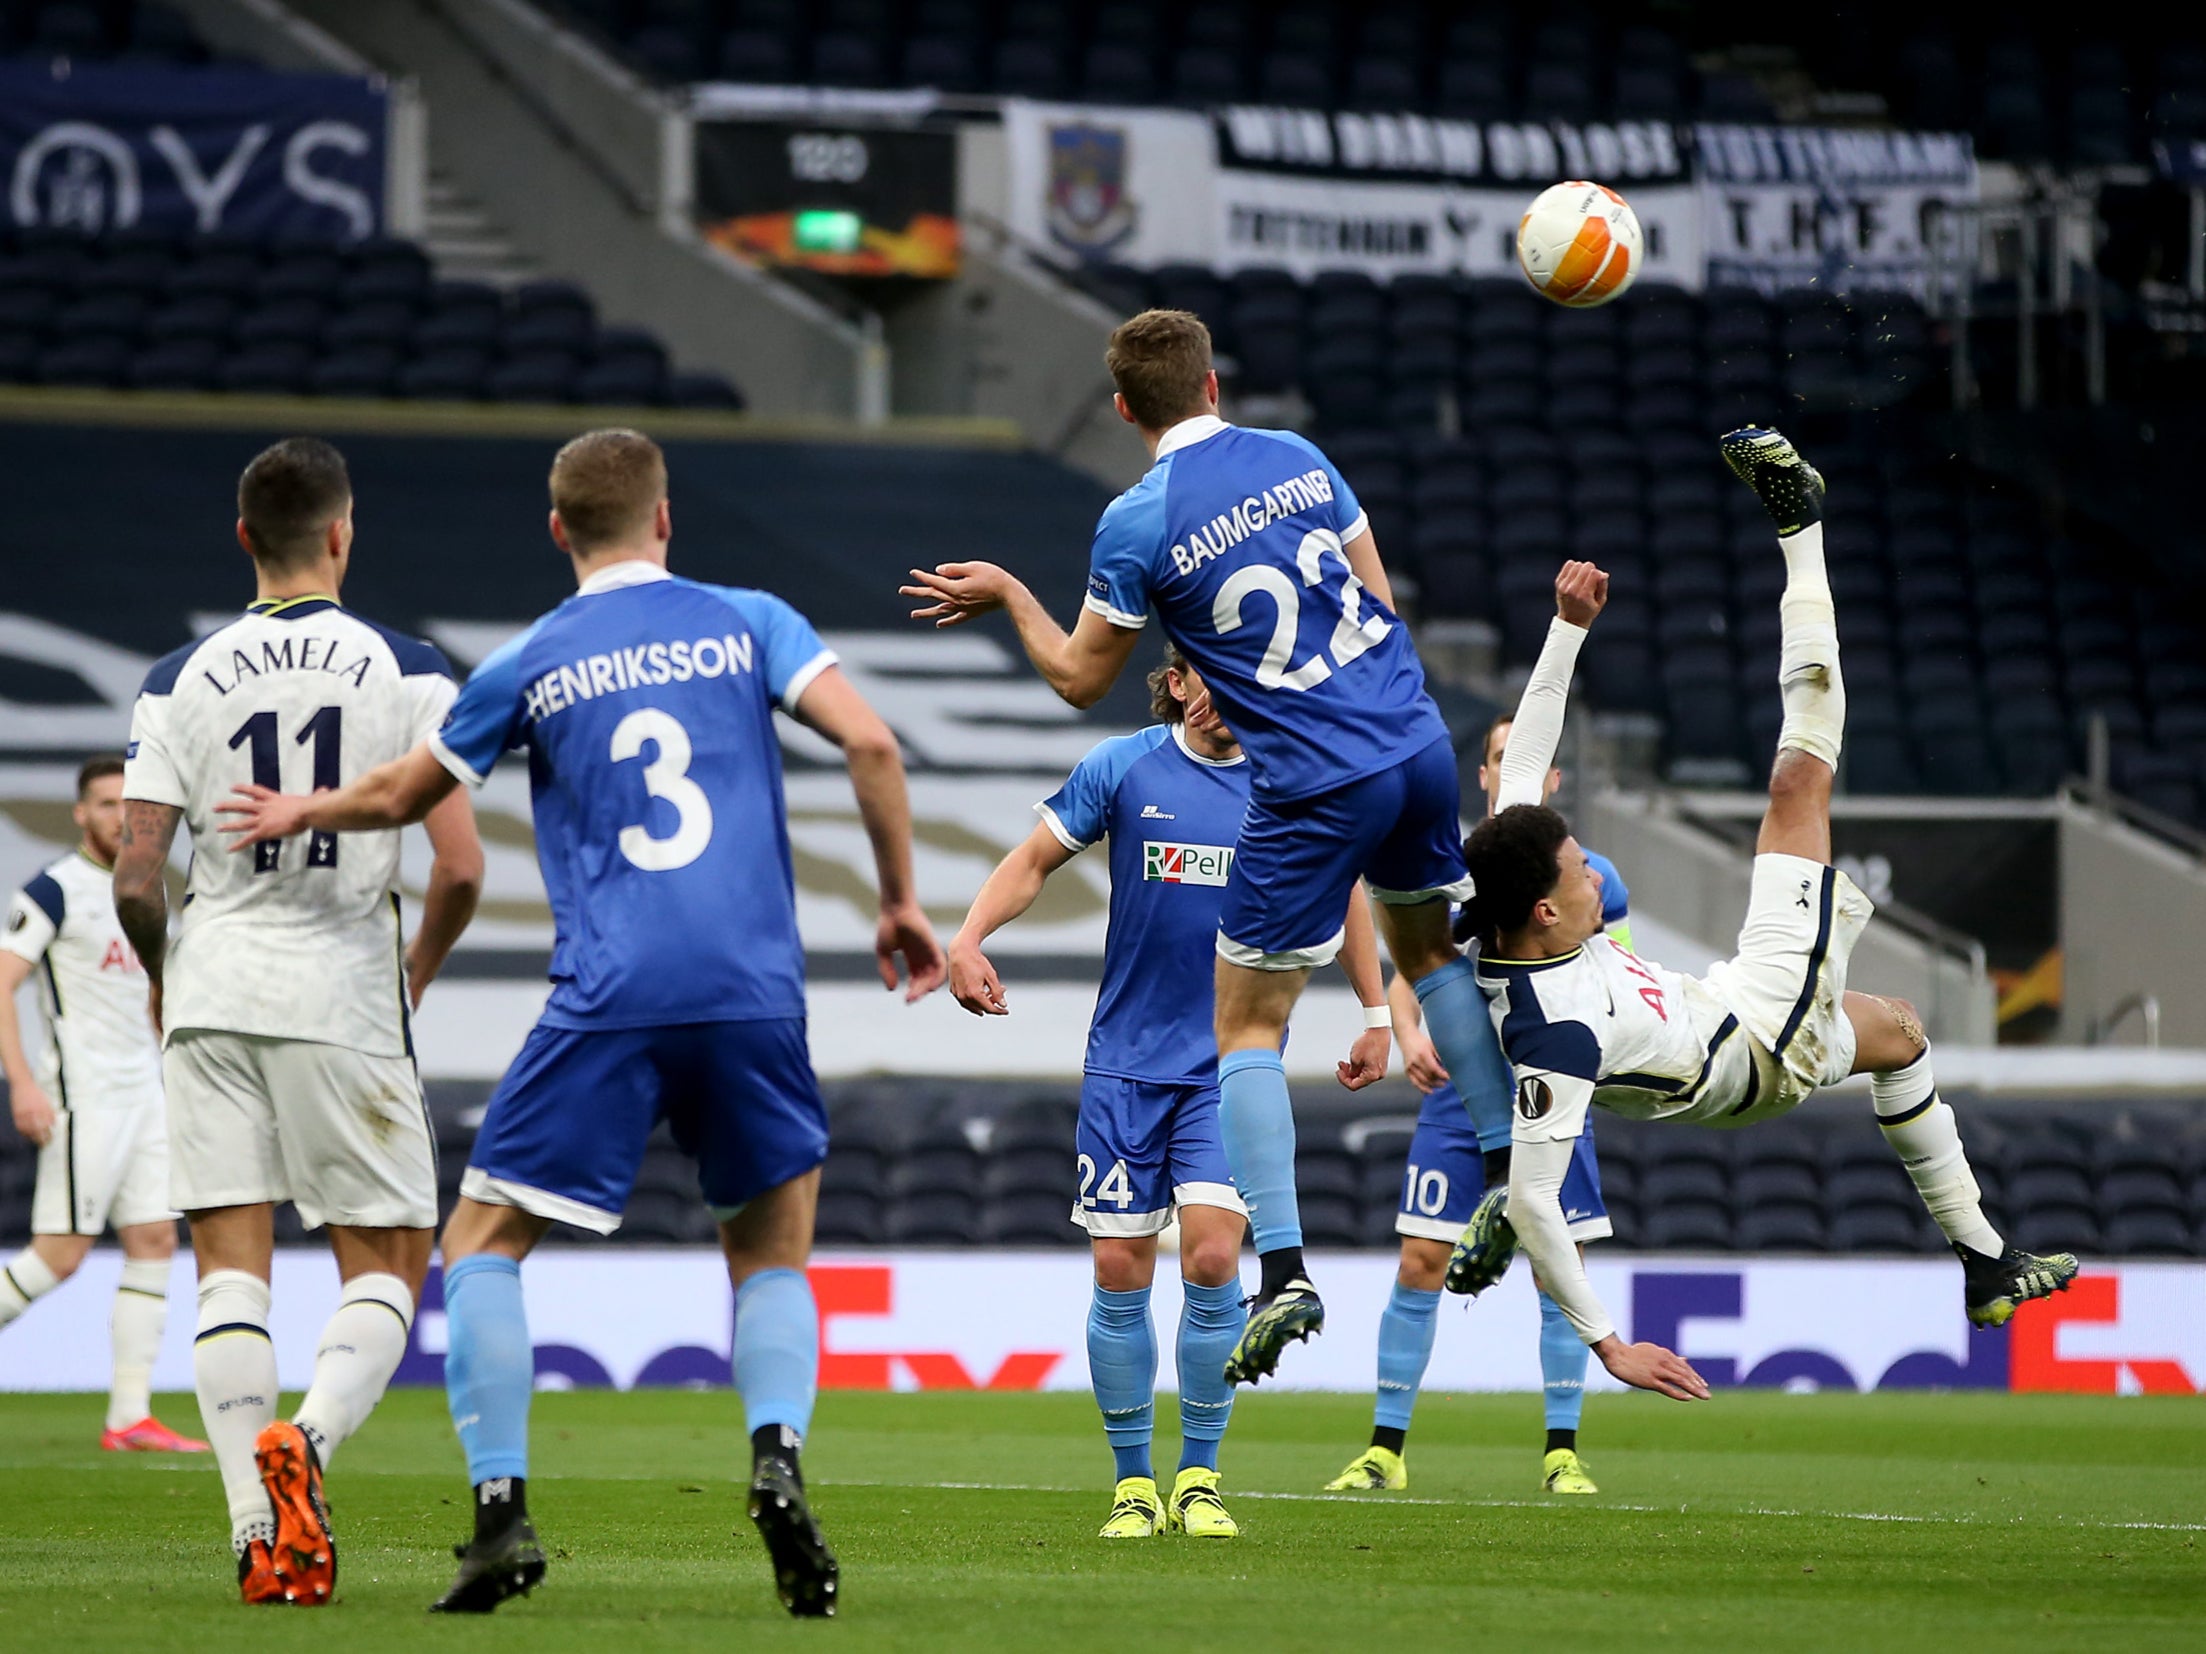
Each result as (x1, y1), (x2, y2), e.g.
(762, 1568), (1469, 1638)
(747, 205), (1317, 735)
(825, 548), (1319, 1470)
(1211, 527), (1389, 692)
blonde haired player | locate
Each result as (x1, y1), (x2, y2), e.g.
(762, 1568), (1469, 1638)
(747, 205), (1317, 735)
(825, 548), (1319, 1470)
(0, 754), (205, 1455)
(112, 437), (484, 1605)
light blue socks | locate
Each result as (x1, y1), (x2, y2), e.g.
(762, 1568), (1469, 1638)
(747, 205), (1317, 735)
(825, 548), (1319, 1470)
(1217, 1048), (1302, 1251)
(443, 1253), (532, 1484)
(1539, 1288), (1590, 1432)
(1088, 1284), (1157, 1480)
(1175, 1281), (1244, 1472)
(1374, 1281), (1441, 1432)
(733, 1267), (820, 1439)
(1415, 957), (1516, 1152)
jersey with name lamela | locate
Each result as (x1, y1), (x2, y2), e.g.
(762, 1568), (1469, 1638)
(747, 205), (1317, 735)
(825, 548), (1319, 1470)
(122, 596), (456, 1057)
(2, 851), (162, 1109)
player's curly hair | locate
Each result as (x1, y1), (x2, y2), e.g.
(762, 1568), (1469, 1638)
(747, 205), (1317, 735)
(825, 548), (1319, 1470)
(1456, 804), (1572, 946)
(1147, 642), (1191, 723)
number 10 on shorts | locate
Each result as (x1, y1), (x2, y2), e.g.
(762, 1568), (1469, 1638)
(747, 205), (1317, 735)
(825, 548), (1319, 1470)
(1078, 1154), (1134, 1209)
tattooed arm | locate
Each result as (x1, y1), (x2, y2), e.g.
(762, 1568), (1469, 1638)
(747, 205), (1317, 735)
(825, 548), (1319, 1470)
(112, 799), (180, 1033)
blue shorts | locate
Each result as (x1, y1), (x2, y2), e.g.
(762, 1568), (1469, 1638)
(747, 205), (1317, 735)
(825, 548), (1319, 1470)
(1395, 1081), (1612, 1244)
(463, 1017), (828, 1235)
(1072, 1074), (1246, 1238)
(1217, 736), (1475, 969)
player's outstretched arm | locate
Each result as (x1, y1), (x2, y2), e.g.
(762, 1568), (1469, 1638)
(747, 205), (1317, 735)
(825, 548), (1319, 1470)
(1510, 1135), (1710, 1403)
(1494, 561), (1609, 811)
(902, 562), (1140, 710)
(789, 664), (946, 1002)
(0, 952), (56, 1146)
(111, 799), (180, 1031)
(1334, 884), (1391, 1090)
(217, 743), (460, 847)
(404, 786), (486, 1010)
(947, 822), (1077, 1016)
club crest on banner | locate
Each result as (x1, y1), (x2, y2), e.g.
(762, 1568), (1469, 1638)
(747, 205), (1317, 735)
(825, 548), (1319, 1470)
(1046, 120), (1136, 256)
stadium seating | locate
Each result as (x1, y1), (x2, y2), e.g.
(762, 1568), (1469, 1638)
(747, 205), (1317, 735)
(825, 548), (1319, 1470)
(0, 0), (210, 63)
(16, 1076), (2170, 1257)
(0, 226), (743, 409)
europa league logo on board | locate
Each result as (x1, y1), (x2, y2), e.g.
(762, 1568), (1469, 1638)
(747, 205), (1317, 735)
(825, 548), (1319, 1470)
(1516, 1075), (1553, 1122)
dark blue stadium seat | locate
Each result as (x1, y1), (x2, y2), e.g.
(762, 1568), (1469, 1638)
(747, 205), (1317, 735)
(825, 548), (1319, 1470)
(398, 349), (490, 400)
(235, 299), (328, 349)
(505, 308), (594, 354)
(667, 369), (746, 409)
(1345, 56), (1418, 111)
(1435, 58), (1509, 120)
(1082, 41), (1156, 102)
(810, 30), (886, 86)
(217, 343), (314, 394)
(486, 351), (579, 403)
(166, 250), (259, 301)
(326, 302), (417, 352)
(81, 249), (173, 298)
(311, 347), (400, 398)
(256, 253), (346, 303)
(33, 336), (130, 387)
(51, 293), (146, 343)
(992, 37), (1068, 96)
(415, 306), (501, 353)
(125, 337), (221, 390)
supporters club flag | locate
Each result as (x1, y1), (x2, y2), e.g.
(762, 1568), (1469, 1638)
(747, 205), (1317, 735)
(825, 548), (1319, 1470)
(0, 60), (388, 241)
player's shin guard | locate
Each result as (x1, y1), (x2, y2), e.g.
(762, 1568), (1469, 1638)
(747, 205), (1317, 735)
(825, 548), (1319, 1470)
(0, 1246), (60, 1327)
(1217, 1050), (1303, 1254)
(1412, 959), (1515, 1153)
(443, 1253), (533, 1486)
(108, 1258), (171, 1432)
(1539, 1290), (1589, 1436)
(1373, 1282), (1439, 1443)
(1873, 1049), (2004, 1259)
(1776, 522), (1846, 770)
(1088, 1284), (1157, 1480)
(293, 1272), (414, 1468)
(733, 1268), (819, 1442)
(194, 1269), (278, 1554)
(1175, 1282), (1242, 1472)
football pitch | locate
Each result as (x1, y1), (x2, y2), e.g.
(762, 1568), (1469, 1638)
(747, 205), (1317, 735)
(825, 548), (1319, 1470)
(2, 1388), (2200, 1652)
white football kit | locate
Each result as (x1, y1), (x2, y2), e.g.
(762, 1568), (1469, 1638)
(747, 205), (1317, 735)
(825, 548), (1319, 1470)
(2, 851), (172, 1235)
(122, 595), (455, 1229)
(1477, 618), (1874, 1342)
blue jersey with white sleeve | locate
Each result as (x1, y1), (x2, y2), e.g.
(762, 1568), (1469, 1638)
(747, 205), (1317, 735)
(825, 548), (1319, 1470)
(430, 562), (838, 1030)
(1586, 848), (1630, 932)
(1083, 416), (1450, 803)
(1037, 722), (1252, 1085)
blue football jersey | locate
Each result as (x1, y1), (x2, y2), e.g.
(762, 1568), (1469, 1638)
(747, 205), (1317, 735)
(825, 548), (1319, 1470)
(1585, 847), (1630, 930)
(1083, 416), (1450, 803)
(431, 563), (838, 1030)
(1038, 723), (1252, 1085)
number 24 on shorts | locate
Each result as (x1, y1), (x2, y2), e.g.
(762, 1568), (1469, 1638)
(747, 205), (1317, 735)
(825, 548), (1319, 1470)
(1079, 1154), (1134, 1209)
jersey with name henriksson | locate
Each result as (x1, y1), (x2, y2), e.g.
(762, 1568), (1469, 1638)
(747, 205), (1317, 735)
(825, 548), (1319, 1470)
(431, 561), (837, 1031)
(1083, 415), (1449, 803)
(2, 851), (162, 1110)
(122, 596), (457, 1057)
(1038, 723), (1251, 1086)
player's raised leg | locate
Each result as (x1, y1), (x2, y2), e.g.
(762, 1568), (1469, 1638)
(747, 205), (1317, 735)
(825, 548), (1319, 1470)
(1845, 993), (2078, 1324)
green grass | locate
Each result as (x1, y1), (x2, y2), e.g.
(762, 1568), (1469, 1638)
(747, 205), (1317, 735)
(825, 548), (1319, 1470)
(2, 1388), (2201, 1651)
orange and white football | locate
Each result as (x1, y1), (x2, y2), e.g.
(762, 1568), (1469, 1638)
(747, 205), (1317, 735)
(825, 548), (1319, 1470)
(1516, 180), (1642, 308)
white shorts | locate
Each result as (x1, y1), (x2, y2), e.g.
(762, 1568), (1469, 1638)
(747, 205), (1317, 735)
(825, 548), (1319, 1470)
(163, 1030), (438, 1231)
(1703, 853), (1873, 1122)
(31, 1100), (175, 1236)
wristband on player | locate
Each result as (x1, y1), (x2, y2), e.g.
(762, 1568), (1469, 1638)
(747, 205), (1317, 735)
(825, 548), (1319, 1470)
(1361, 1003), (1393, 1030)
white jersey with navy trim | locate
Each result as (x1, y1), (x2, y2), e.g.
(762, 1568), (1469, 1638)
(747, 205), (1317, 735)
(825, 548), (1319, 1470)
(2, 851), (162, 1111)
(122, 596), (456, 1057)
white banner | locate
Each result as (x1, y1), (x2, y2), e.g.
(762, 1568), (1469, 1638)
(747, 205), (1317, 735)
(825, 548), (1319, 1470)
(4, 1251), (2197, 1397)
(1694, 123), (1977, 297)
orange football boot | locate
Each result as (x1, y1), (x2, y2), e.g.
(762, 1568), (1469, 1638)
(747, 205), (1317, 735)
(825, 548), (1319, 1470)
(254, 1422), (337, 1604)
(238, 1538), (284, 1605)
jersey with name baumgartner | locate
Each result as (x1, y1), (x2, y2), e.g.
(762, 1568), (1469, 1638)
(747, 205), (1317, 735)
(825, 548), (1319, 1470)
(1038, 722), (1251, 1086)
(430, 562), (836, 1030)
(1083, 416), (1449, 803)
(123, 597), (457, 1057)
(2, 851), (162, 1110)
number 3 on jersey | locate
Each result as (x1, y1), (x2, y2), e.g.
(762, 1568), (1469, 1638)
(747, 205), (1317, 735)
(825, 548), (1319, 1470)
(1210, 527), (1389, 692)
(611, 707), (713, 872)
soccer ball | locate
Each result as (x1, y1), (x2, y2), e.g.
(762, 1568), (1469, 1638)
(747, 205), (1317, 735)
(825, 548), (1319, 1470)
(1515, 181), (1642, 308)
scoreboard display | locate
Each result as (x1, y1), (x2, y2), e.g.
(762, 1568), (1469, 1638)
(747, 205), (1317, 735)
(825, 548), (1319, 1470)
(693, 120), (959, 279)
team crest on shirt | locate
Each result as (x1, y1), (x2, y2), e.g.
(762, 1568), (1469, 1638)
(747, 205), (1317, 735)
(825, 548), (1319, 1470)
(1143, 841), (1232, 886)
(1517, 1076), (1554, 1121)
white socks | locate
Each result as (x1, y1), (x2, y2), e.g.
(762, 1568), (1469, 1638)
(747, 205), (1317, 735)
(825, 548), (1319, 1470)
(0, 1247), (60, 1326)
(1776, 522), (1846, 771)
(195, 1269), (278, 1553)
(293, 1272), (414, 1470)
(1872, 1050), (2004, 1260)
(108, 1258), (170, 1432)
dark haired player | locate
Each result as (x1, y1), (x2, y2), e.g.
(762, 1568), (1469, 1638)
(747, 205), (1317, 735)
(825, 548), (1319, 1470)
(113, 437), (484, 1604)
(0, 755), (205, 1457)
(908, 309), (1505, 1387)
(1453, 433), (2077, 1402)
